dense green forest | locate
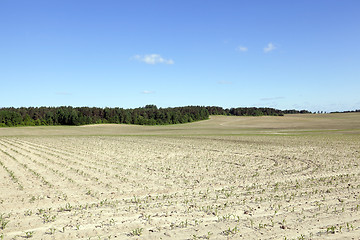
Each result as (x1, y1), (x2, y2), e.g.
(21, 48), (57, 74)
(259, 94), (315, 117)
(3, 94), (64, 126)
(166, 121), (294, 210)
(0, 105), (309, 127)
(282, 109), (312, 114)
(205, 106), (310, 116)
(0, 105), (208, 127)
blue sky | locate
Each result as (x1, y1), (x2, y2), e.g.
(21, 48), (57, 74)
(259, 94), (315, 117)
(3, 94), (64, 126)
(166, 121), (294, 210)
(1, 0), (359, 112)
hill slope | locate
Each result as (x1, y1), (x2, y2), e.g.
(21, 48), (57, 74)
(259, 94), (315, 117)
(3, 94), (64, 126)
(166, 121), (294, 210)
(1, 113), (359, 136)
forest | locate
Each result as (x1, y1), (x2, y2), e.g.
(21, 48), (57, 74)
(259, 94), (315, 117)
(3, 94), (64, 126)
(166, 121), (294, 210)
(0, 105), (309, 127)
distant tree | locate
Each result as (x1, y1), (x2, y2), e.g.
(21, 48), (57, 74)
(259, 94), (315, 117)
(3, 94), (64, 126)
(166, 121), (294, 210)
(144, 104), (158, 110)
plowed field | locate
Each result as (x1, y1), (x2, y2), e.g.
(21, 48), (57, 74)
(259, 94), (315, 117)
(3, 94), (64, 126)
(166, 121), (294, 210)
(1, 114), (360, 239)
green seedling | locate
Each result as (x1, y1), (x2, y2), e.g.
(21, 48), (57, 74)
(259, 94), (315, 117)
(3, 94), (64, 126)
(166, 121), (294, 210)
(205, 231), (213, 239)
(24, 210), (33, 216)
(0, 214), (9, 230)
(47, 227), (56, 235)
(24, 231), (34, 238)
(326, 225), (336, 234)
(222, 226), (239, 236)
(129, 227), (143, 236)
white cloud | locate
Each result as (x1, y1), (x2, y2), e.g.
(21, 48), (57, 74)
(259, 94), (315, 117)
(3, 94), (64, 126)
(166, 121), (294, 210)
(133, 54), (174, 65)
(236, 46), (248, 52)
(217, 80), (233, 85)
(141, 90), (155, 94)
(264, 43), (276, 53)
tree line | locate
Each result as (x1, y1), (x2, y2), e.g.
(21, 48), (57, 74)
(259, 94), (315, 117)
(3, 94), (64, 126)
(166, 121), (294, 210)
(330, 110), (360, 114)
(282, 109), (312, 114)
(0, 105), (310, 127)
(205, 106), (286, 116)
(0, 105), (209, 127)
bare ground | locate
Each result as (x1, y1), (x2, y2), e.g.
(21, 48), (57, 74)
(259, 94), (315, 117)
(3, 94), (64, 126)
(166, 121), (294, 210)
(0, 113), (360, 239)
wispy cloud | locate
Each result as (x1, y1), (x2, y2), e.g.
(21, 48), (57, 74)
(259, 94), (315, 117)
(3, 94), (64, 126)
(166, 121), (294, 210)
(217, 80), (233, 85)
(55, 92), (72, 96)
(141, 90), (155, 94)
(264, 43), (276, 53)
(236, 46), (248, 52)
(133, 54), (174, 65)
(260, 96), (284, 101)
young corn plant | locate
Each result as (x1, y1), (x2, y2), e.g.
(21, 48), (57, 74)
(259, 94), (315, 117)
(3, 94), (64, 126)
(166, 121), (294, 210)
(47, 227), (56, 235)
(0, 214), (9, 230)
(24, 231), (34, 238)
(24, 210), (33, 216)
(129, 227), (143, 236)
(205, 231), (213, 239)
(222, 226), (240, 236)
(326, 225), (337, 234)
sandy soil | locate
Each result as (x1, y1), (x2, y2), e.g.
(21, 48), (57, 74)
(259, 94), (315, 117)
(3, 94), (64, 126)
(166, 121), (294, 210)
(0, 113), (359, 137)
(0, 114), (360, 239)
